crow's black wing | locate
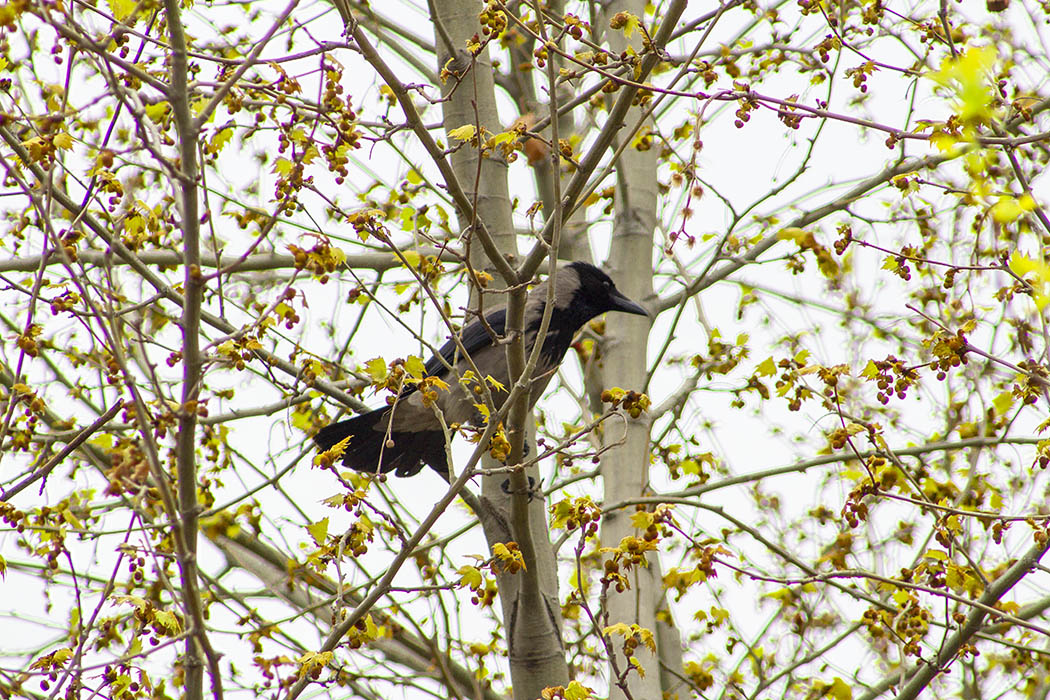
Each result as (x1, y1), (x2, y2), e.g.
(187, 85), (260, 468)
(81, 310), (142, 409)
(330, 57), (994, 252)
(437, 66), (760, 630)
(424, 307), (507, 378)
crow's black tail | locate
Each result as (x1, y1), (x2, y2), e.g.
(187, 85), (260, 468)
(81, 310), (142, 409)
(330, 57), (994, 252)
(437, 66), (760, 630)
(313, 408), (449, 479)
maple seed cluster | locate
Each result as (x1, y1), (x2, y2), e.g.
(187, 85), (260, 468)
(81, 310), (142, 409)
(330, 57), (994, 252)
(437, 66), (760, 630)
(931, 331), (968, 381)
(734, 96), (757, 128)
(1034, 441), (1050, 471)
(860, 601), (932, 658)
(320, 66), (362, 185)
(471, 583), (497, 608)
(616, 625), (650, 662)
(563, 13), (587, 40)
(110, 27), (131, 58)
(56, 227), (83, 261)
(1014, 359), (1047, 406)
(817, 364), (849, 399)
(834, 223), (853, 254)
(488, 428), (511, 462)
(273, 150), (307, 214)
(641, 516), (664, 544)
(497, 542), (524, 575)
(533, 43), (549, 69)
(603, 557), (627, 593)
(826, 427), (851, 451)
(841, 481), (875, 528)
(609, 11), (633, 30)
(287, 241), (342, 284)
(541, 685), (588, 700)
(558, 498), (602, 536)
(815, 34), (841, 62)
(600, 388), (651, 418)
(777, 104), (803, 130)
(345, 520), (372, 558)
(770, 356), (813, 412)
(692, 60), (719, 87)
(868, 356), (921, 404)
(346, 618), (372, 650)
(0, 501), (26, 533)
(845, 63), (871, 93)
(478, 2), (507, 36)
(127, 551), (146, 582)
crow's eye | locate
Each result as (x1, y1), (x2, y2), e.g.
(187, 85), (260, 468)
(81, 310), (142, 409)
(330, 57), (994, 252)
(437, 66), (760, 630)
(603, 279), (612, 289)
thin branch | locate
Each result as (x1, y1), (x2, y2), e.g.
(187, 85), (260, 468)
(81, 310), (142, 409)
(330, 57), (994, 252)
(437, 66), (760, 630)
(894, 533), (1050, 700)
(0, 400), (124, 501)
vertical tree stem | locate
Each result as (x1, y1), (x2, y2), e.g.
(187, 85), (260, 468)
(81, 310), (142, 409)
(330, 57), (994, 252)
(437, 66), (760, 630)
(162, 2), (208, 698)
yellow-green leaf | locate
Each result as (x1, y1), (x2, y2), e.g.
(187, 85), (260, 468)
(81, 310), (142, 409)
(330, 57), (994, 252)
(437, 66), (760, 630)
(829, 677), (852, 700)
(764, 587), (795, 603)
(777, 227), (807, 243)
(620, 12), (640, 38)
(928, 45), (997, 124)
(458, 565), (482, 590)
(208, 127), (234, 154)
(400, 250), (421, 268)
(144, 101), (170, 123)
(756, 357), (776, 377)
(1008, 251), (1050, 310)
(448, 124), (477, 141)
(930, 132), (959, 153)
(107, 0), (136, 22)
(405, 355), (425, 378)
(565, 680), (594, 700)
(630, 510), (654, 529)
(490, 130), (516, 145)
(991, 194), (1036, 223)
(273, 157), (294, 176)
(50, 648), (72, 666)
(306, 518), (329, 545)
(946, 564), (965, 592)
(296, 651), (333, 678)
(154, 610), (182, 634)
(992, 390), (1015, 417)
(365, 357), (388, 383)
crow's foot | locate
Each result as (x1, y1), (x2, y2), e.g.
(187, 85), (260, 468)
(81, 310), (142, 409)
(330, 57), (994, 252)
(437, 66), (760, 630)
(500, 476), (539, 501)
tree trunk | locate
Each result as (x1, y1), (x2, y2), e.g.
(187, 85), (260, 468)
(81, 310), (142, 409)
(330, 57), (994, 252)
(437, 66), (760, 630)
(599, 2), (668, 697)
(431, 2), (570, 698)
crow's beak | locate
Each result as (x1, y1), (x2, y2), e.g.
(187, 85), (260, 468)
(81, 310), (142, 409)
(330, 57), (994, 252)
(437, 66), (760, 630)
(609, 288), (649, 317)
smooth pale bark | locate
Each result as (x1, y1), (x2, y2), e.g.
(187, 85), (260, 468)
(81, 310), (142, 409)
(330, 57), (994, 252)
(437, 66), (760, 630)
(656, 586), (686, 697)
(599, 1), (668, 698)
(430, 2), (569, 698)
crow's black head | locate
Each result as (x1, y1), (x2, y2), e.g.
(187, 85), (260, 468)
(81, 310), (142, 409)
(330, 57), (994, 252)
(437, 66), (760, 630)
(530, 261), (649, 366)
(558, 261), (649, 322)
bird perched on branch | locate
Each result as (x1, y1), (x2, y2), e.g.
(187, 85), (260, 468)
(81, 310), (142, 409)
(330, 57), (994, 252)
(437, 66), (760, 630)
(313, 261), (648, 479)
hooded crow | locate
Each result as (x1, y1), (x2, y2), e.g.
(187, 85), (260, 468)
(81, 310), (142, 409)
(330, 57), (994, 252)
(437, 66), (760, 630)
(313, 261), (648, 478)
